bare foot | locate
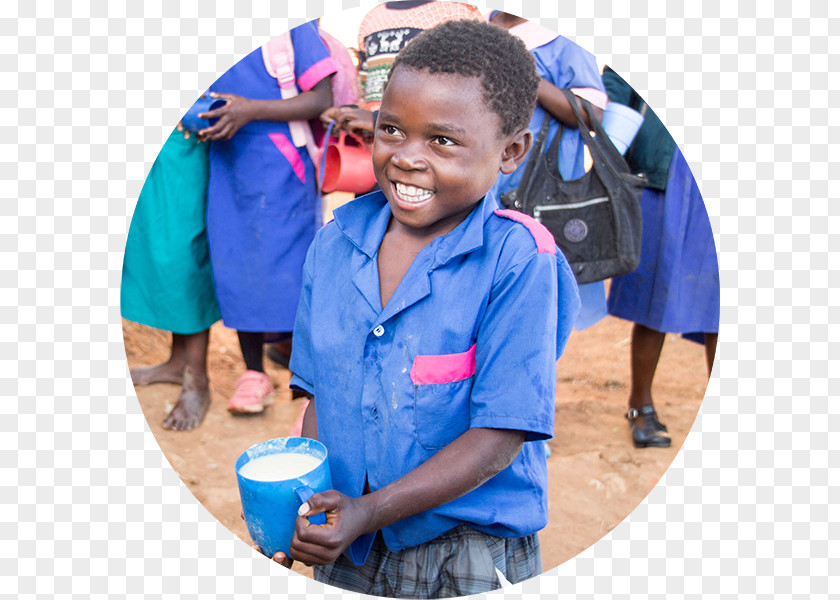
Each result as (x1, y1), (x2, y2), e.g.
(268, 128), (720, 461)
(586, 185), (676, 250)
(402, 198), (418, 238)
(162, 367), (210, 431)
(130, 361), (185, 386)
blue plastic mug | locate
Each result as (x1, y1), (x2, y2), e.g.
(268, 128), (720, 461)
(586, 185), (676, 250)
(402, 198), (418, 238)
(235, 437), (332, 558)
(180, 95), (227, 133)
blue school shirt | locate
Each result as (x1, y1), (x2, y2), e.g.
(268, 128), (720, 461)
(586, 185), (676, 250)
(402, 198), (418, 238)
(289, 190), (580, 555)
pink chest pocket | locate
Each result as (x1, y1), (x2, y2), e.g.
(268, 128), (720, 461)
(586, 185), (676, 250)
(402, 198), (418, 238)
(410, 344), (476, 386)
(410, 344), (477, 451)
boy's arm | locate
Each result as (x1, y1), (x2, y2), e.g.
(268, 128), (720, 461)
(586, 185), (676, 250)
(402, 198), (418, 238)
(319, 105), (376, 136)
(289, 427), (524, 566)
(533, 38), (605, 131)
(301, 396), (318, 440)
(537, 78), (603, 130)
(197, 77), (334, 141)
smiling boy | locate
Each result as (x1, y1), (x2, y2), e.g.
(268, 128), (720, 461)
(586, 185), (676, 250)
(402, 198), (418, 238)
(279, 20), (580, 597)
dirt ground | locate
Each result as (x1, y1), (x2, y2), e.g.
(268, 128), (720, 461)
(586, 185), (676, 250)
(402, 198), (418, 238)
(123, 300), (709, 579)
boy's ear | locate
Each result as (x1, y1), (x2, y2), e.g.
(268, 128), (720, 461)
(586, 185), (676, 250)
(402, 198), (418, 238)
(499, 128), (533, 175)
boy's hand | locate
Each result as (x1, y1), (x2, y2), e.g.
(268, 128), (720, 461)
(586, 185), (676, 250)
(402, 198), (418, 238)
(251, 543), (294, 568)
(243, 511), (294, 568)
(319, 106), (344, 127)
(320, 106), (375, 138)
(288, 490), (374, 566)
(176, 121), (191, 140)
(197, 92), (254, 142)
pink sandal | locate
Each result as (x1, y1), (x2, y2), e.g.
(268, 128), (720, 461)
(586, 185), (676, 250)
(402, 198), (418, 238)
(227, 370), (274, 414)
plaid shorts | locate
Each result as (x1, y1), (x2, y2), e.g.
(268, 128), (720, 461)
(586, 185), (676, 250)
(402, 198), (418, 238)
(313, 525), (542, 598)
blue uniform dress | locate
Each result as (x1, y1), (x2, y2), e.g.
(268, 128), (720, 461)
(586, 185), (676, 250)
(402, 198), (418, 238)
(290, 190), (580, 560)
(608, 147), (720, 339)
(492, 34), (608, 330)
(206, 22), (337, 332)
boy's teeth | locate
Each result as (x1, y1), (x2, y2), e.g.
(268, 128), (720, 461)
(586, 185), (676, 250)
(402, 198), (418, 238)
(395, 182), (433, 203)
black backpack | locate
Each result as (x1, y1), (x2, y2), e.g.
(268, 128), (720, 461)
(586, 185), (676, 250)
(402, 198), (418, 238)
(501, 90), (646, 284)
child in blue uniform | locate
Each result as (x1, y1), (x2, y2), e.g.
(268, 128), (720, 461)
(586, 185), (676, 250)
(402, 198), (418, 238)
(197, 21), (337, 414)
(265, 20), (580, 598)
(489, 11), (609, 332)
(602, 66), (720, 448)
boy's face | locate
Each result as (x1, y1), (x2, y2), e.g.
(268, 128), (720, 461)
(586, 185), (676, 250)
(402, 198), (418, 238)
(373, 66), (530, 239)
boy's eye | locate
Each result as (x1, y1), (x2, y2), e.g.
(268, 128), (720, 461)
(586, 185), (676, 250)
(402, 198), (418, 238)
(381, 124), (400, 136)
(434, 136), (457, 147)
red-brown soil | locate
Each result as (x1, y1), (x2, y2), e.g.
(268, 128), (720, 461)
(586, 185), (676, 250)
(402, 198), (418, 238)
(123, 304), (708, 578)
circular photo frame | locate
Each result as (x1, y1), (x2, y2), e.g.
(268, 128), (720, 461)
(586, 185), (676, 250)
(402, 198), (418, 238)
(122, 2), (719, 597)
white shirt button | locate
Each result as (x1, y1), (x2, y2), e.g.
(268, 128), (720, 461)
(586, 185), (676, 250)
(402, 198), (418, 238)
(373, 325), (385, 337)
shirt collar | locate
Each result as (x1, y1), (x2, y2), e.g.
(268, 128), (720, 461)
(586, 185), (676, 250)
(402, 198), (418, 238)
(332, 190), (501, 266)
(332, 191), (392, 259)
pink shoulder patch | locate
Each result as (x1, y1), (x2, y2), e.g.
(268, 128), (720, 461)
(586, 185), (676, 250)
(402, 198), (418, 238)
(493, 209), (556, 254)
(298, 57), (338, 91)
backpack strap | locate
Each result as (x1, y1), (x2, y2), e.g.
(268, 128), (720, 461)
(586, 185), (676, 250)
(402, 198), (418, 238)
(262, 32), (297, 92)
(317, 29), (360, 107)
(499, 113), (551, 211)
(262, 32), (319, 161)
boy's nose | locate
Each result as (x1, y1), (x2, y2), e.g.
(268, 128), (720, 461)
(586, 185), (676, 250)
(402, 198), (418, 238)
(390, 146), (426, 171)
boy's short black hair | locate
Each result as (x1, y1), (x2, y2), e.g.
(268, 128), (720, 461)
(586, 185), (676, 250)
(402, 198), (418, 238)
(388, 19), (539, 136)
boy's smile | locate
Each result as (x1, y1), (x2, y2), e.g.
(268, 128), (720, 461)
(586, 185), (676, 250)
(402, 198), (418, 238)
(373, 66), (529, 241)
(394, 182), (434, 205)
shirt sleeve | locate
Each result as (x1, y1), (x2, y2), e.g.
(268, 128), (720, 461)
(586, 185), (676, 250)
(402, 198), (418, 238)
(289, 20), (338, 91)
(468, 233), (578, 442)
(289, 241), (317, 395)
(533, 35), (605, 93)
(554, 252), (581, 357)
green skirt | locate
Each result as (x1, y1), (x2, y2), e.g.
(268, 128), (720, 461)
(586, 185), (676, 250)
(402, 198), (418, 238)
(121, 129), (221, 334)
